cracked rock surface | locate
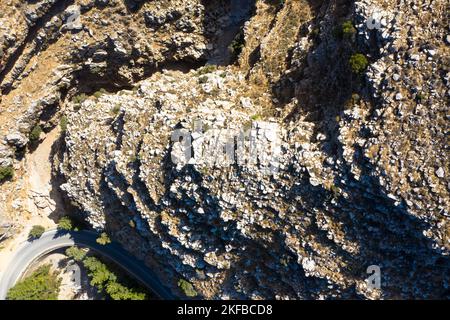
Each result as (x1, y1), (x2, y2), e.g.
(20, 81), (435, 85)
(0, 0), (448, 299)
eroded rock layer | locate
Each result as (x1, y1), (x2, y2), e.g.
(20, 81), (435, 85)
(0, 0), (448, 299)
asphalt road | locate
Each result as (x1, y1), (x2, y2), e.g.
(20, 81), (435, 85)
(0, 230), (175, 300)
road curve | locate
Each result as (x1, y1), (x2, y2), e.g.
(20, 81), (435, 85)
(0, 230), (176, 300)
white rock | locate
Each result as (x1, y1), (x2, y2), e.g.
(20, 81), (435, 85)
(435, 167), (444, 178)
(240, 97), (252, 108)
(302, 257), (316, 272)
(191, 132), (202, 140)
(265, 129), (278, 142)
(309, 177), (320, 187)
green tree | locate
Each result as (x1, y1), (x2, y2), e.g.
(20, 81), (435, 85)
(178, 279), (197, 297)
(6, 264), (61, 300)
(28, 225), (45, 239)
(0, 166), (14, 182)
(341, 20), (356, 39)
(96, 232), (111, 245)
(349, 53), (368, 74)
(57, 216), (73, 231)
(29, 125), (42, 141)
(65, 246), (87, 262)
(81, 256), (148, 299)
(106, 281), (146, 300)
(83, 256), (117, 290)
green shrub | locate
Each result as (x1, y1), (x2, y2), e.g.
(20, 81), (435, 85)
(349, 53), (368, 74)
(229, 30), (245, 60)
(59, 116), (68, 132)
(72, 93), (87, 104)
(65, 246), (87, 262)
(197, 65), (216, 75)
(178, 279), (197, 297)
(96, 232), (111, 245)
(341, 20), (356, 39)
(7, 264), (61, 300)
(29, 225), (45, 239)
(57, 216), (73, 231)
(0, 166), (14, 181)
(93, 88), (107, 99)
(111, 105), (121, 115)
(29, 125), (42, 141)
(198, 75), (208, 84)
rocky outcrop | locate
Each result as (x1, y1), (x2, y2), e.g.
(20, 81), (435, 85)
(58, 54), (449, 299)
(0, 0), (448, 300)
(0, 0), (233, 175)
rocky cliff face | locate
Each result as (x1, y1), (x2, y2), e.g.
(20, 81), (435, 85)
(0, 0), (448, 299)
